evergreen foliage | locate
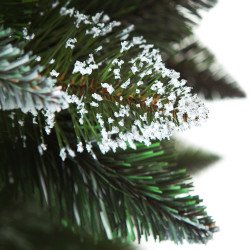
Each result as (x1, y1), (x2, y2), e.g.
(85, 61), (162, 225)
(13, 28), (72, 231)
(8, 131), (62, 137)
(0, 0), (240, 248)
(0, 121), (217, 243)
(0, 26), (67, 113)
(76, 0), (245, 99)
(174, 141), (220, 174)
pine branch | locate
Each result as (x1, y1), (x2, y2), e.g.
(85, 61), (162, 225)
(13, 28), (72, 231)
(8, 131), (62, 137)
(0, 2), (218, 245)
(0, 26), (67, 114)
(73, 0), (217, 42)
(8, 4), (207, 155)
(0, 116), (217, 244)
(173, 140), (220, 174)
(0, 1), (245, 100)
(72, 0), (245, 100)
(167, 39), (246, 99)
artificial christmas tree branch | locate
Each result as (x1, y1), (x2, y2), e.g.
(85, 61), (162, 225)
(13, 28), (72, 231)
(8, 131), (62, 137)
(174, 140), (220, 174)
(1, 0), (244, 99)
(0, 121), (217, 244)
(0, 26), (67, 113)
(76, 0), (245, 99)
(10, 5), (208, 155)
(167, 39), (246, 99)
(0, 0), (222, 247)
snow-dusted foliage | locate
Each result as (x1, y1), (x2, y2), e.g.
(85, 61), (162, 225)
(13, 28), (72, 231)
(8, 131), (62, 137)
(2, 6), (209, 159)
(52, 6), (208, 156)
(0, 27), (68, 114)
